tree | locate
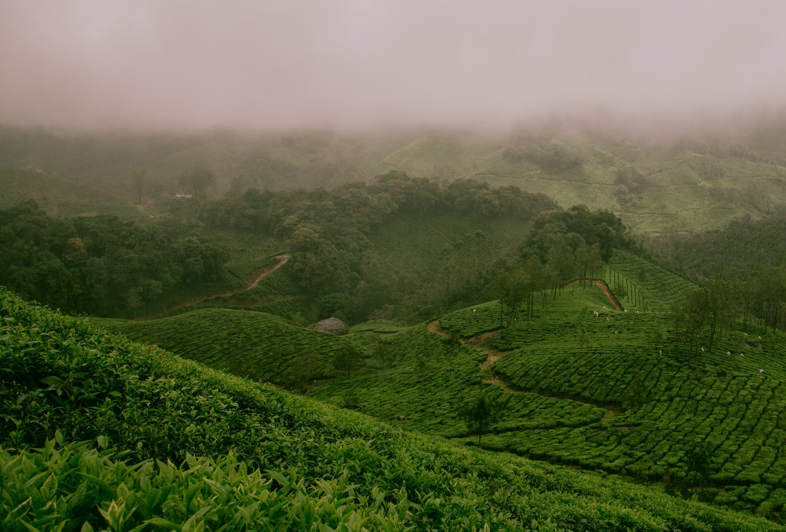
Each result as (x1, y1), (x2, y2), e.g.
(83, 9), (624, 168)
(673, 289), (710, 355)
(333, 345), (363, 376)
(179, 166), (215, 200)
(684, 441), (713, 487)
(496, 268), (531, 327)
(547, 240), (575, 298)
(576, 242), (603, 284)
(458, 393), (501, 445)
(133, 170), (146, 205)
(522, 255), (544, 319)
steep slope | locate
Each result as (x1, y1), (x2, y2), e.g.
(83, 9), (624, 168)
(1, 289), (777, 530)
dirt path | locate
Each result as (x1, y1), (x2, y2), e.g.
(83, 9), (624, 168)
(427, 318), (624, 424)
(427, 320), (505, 370)
(567, 278), (624, 311)
(140, 254), (290, 320)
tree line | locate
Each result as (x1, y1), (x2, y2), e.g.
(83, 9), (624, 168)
(199, 172), (559, 322)
(0, 201), (228, 316)
(673, 267), (786, 354)
(496, 206), (632, 326)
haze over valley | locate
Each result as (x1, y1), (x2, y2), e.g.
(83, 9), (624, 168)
(4, 1), (786, 529)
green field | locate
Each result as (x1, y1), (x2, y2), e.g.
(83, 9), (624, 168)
(2, 287), (781, 530)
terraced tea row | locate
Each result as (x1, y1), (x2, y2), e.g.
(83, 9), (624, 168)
(483, 307), (786, 516)
(605, 249), (697, 312)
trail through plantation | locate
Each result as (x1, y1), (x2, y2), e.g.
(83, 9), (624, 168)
(566, 279), (624, 311)
(427, 318), (624, 427)
(141, 254), (290, 319)
(427, 279), (628, 427)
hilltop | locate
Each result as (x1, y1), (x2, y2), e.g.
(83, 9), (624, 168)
(0, 287), (780, 530)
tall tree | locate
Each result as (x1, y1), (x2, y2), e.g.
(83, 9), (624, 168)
(458, 393), (501, 445)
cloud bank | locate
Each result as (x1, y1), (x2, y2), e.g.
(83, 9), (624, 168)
(1, 0), (785, 129)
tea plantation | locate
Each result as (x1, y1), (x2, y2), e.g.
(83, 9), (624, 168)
(3, 288), (779, 530)
(306, 261), (786, 520)
(93, 308), (357, 387)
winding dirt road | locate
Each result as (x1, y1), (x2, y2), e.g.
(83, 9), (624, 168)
(140, 254), (290, 319)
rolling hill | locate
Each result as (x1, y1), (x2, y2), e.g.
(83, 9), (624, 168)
(3, 125), (786, 234)
(92, 307), (357, 388)
(97, 250), (786, 521)
(1, 287), (780, 530)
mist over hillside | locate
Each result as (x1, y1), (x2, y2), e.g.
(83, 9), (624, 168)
(5, 1), (786, 529)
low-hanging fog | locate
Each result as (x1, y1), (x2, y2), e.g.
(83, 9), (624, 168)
(1, 0), (785, 131)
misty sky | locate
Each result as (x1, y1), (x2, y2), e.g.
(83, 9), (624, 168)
(1, 0), (785, 130)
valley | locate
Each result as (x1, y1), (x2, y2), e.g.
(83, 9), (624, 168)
(88, 250), (786, 520)
(5, 3), (786, 528)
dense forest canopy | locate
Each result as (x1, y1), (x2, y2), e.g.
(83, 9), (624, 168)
(650, 213), (786, 334)
(653, 212), (786, 280)
(0, 201), (228, 316)
(0, 174), (571, 320)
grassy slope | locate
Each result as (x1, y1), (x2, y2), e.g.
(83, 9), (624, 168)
(2, 290), (777, 530)
(603, 249), (698, 312)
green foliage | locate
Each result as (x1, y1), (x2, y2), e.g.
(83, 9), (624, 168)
(653, 213), (786, 280)
(603, 249), (697, 312)
(178, 165), (216, 200)
(0, 167), (138, 217)
(199, 173), (556, 322)
(1, 288), (778, 530)
(0, 201), (229, 316)
(524, 205), (632, 262)
(333, 344), (364, 376)
(310, 276), (786, 520)
(3, 125), (786, 235)
(496, 268), (533, 326)
(458, 393), (502, 444)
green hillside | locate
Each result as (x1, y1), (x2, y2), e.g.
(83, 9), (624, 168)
(0, 167), (138, 217)
(306, 261), (786, 519)
(3, 125), (786, 234)
(602, 249), (697, 312)
(93, 249), (786, 519)
(3, 289), (778, 530)
(93, 308), (358, 387)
